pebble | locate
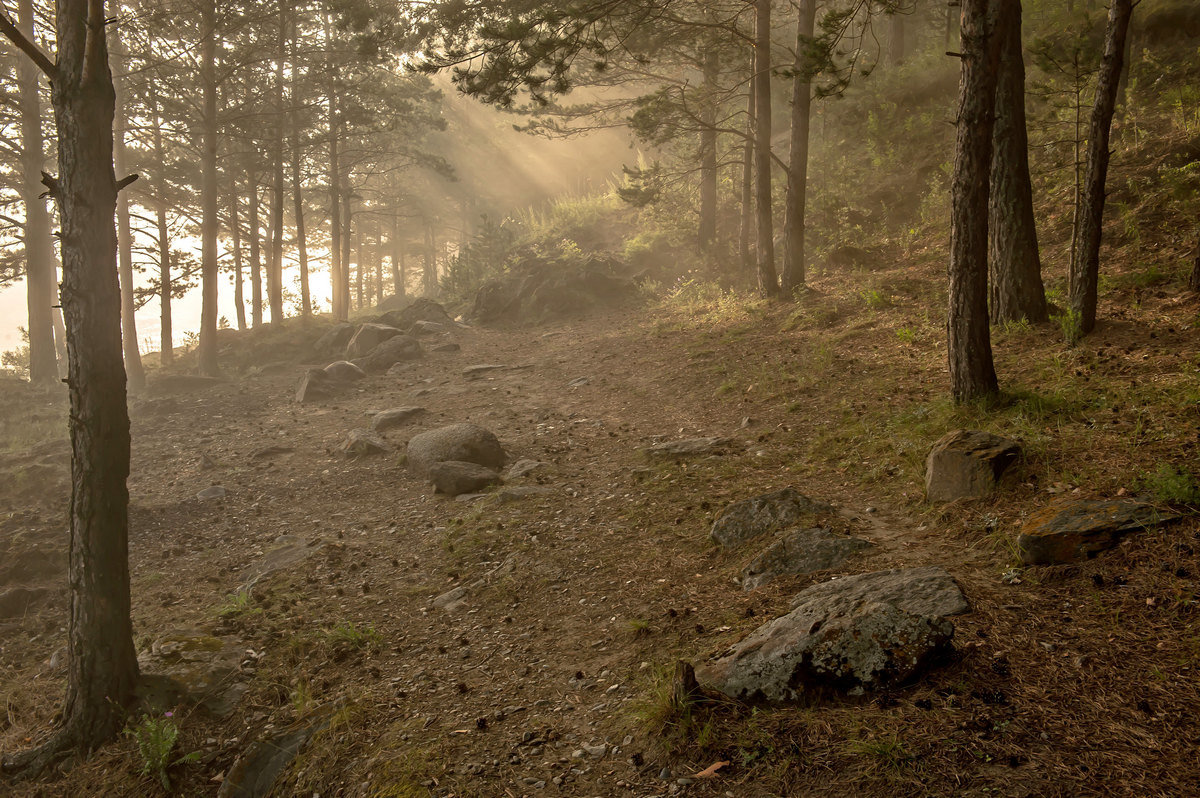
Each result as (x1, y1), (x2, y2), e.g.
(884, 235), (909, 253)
(659, 767), (672, 780)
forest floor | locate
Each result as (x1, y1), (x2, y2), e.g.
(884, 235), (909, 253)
(1, 255), (1199, 797)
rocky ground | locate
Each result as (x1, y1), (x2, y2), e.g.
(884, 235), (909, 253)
(1, 285), (1198, 797)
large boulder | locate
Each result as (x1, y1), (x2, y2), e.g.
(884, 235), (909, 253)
(379, 298), (455, 330)
(344, 323), (404, 359)
(925, 429), (1020, 502)
(323, 360), (366, 382)
(740, 528), (872, 590)
(471, 256), (637, 324)
(312, 323), (355, 356)
(406, 423), (505, 478)
(697, 567), (968, 702)
(355, 335), (423, 373)
(295, 369), (342, 403)
(1016, 498), (1178, 565)
(711, 488), (836, 548)
(428, 461), (502, 496)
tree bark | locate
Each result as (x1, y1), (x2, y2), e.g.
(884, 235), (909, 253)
(1068, 0), (1133, 340)
(888, 9), (906, 66)
(988, 0), (1047, 324)
(341, 193), (353, 309)
(698, 46), (718, 252)
(753, 0), (777, 296)
(948, 0), (1002, 402)
(1188, 228), (1200, 293)
(325, 13), (346, 320)
(354, 224), (364, 310)
(782, 0), (816, 295)
(391, 214), (404, 298)
(372, 223), (382, 307)
(2, 0), (138, 770)
(197, 0), (220, 375)
(290, 13), (310, 318)
(423, 220), (437, 296)
(16, 0), (58, 385)
(110, 2), (144, 390)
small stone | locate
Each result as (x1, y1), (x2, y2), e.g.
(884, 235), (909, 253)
(337, 429), (390, 459)
(197, 485), (227, 501)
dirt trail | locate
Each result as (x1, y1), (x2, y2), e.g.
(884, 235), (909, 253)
(0, 309), (1059, 795)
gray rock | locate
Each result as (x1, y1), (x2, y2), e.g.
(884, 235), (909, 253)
(240, 535), (326, 594)
(428, 460), (502, 496)
(379, 298), (454, 330)
(137, 632), (248, 718)
(356, 335), (423, 373)
(410, 320), (448, 336)
(431, 555), (518, 612)
(432, 342), (461, 353)
(505, 459), (550, 480)
(0, 586), (53, 619)
(197, 485), (227, 501)
(217, 704), (339, 798)
(1016, 498), (1179, 565)
(463, 364), (507, 379)
(312, 322), (355, 355)
(925, 429), (1021, 502)
(249, 445), (294, 460)
(642, 436), (734, 461)
(495, 485), (554, 503)
(338, 429), (390, 459)
(406, 423), (505, 478)
(711, 487), (836, 548)
(698, 567), (968, 702)
(323, 360), (366, 382)
(295, 369), (341, 404)
(740, 528), (872, 590)
(344, 323), (403, 358)
(372, 406), (426, 432)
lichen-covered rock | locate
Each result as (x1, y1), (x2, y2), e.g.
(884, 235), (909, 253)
(344, 323), (403, 359)
(355, 335), (423, 373)
(295, 369), (340, 403)
(740, 528), (871, 590)
(1017, 498), (1178, 565)
(641, 437), (734, 461)
(925, 429), (1020, 502)
(710, 488), (836, 548)
(697, 567), (968, 702)
(428, 460), (502, 496)
(406, 423), (505, 478)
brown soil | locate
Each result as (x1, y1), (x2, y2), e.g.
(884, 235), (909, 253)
(1, 268), (1198, 797)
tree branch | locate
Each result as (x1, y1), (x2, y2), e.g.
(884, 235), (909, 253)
(0, 10), (57, 79)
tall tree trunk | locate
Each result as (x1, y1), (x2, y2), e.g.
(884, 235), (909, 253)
(266, 0), (286, 325)
(197, 0), (220, 375)
(109, 3), (143, 389)
(1068, 0), (1133, 340)
(423, 220), (437, 296)
(290, 15), (310, 319)
(1188, 228), (1200, 293)
(698, 46), (718, 252)
(249, 181), (263, 327)
(354, 224), (363, 310)
(2, 0), (137, 770)
(739, 66), (755, 275)
(948, 0), (1003, 402)
(325, 14), (346, 320)
(146, 84), (175, 361)
(753, 0), (777, 296)
(391, 214), (404, 297)
(888, 10), (906, 66)
(341, 193), (353, 311)
(782, 0), (816, 294)
(229, 188), (246, 332)
(17, 0), (58, 385)
(988, 0), (1047, 324)
(373, 223), (383, 307)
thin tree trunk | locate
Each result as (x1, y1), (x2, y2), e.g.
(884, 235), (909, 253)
(390, 214), (403, 297)
(1068, 0), (1133, 340)
(110, 3), (143, 389)
(266, 0), (286, 325)
(197, 0), (220, 375)
(753, 0), (777, 296)
(290, 14), (310, 319)
(739, 65), (755, 275)
(1188, 228), (1200, 292)
(2, 0), (137, 770)
(888, 10), (905, 66)
(354, 223), (363, 310)
(249, 181), (263, 327)
(373, 222), (383, 307)
(147, 83), (174, 360)
(782, 0), (816, 294)
(698, 46), (718, 252)
(341, 193), (353, 312)
(947, 0), (1003, 402)
(988, 0), (1047, 324)
(16, 0), (58, 385)
(229, 188), (246, 332)
(325, 14), (346, 320)
(423, 220), (437, 296)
